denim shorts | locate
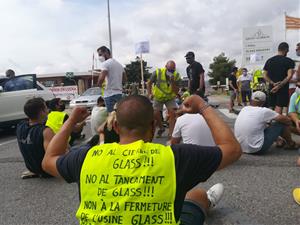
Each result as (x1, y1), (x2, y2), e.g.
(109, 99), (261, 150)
(179, 200), (206, 225)
(254, 122), (284, 155)
(104, 94), (123, 112)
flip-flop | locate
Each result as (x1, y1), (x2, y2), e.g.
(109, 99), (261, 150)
(292, 188), (300, 205)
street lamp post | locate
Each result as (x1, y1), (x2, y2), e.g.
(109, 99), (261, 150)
(107, 0), (113, 56)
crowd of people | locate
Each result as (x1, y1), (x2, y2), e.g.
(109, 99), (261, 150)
(12, 42), (300, 224)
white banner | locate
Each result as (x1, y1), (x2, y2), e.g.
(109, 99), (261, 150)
(135, 41), (150, 54)
(242, 26), (273, 66)
(48, 85), (78, 101)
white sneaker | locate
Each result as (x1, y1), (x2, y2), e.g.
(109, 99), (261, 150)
(207, 183), (224, 209)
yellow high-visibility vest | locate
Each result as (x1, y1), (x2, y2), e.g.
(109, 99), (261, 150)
(76, 140), (177, 225)
(152, 68), (180, 102)
(46, 111), (67, 134)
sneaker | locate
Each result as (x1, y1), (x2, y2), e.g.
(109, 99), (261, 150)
(207, 183), (224, 209)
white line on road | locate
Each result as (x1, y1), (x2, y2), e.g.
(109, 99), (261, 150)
(218, 108), (238, 119)
(0, 139), (17, 146)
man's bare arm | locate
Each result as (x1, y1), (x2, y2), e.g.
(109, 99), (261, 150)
(146, 80), (153, 98)
(273, 114), (292, 125)
(42, 107), (89, 177)
(97, 70), (108, 87)
(182, 95), (242, 170)
(199, 72), (204, 90)
(43, 127), (55, 152)
(170, 137), (181, 145)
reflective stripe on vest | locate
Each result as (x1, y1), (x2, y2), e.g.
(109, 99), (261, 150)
(153, 68), (179, 102)
(76, 140), (177, 225)
(46, 111), (67, 134)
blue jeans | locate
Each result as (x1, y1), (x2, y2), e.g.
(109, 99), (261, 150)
(254, 122), (284, 155)
(104, 94), (123, 112)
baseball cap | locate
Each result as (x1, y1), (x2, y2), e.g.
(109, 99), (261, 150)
(185, 51), (195, 58)
(251, 91), (266, 102)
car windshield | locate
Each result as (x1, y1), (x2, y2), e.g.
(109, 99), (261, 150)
(81, 88), (101, 96)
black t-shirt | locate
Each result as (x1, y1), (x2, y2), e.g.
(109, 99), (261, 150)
(56, 143), (222, 222)
(263, 55), (295, 90)
(228, 74), (238, 90)
(16, 121), (51, 177)
(186, 61), (205, 93)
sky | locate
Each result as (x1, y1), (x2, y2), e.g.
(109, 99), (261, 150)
(0, 0), (299, 76)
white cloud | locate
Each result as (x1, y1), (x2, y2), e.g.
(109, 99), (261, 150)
(0, 0), (299, 76)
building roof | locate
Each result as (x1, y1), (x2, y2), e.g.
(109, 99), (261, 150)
(36, 71), (94, 78)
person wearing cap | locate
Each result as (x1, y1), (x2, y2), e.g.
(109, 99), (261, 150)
(185, 51), (205, 97)
(147, 60), (181, 139)
(234, 91), (299, 155)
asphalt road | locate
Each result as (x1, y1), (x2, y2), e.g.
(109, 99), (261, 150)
(0, 95), (299, 225)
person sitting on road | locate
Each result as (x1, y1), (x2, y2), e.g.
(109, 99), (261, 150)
(90, 96), (108, 136)
(16, 97), (55, 179)
(234, 91), (299, 155)
(46, 98), (86, 146)
(16, 98), (99, 179)
(287, 82), (300, 166)
(171, 111), (215, 146)
(42, 95), (241, 225)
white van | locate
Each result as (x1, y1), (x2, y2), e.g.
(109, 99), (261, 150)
(0, 74), (54, 128)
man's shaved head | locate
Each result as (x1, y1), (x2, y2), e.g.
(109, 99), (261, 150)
(116, 95), (154, 134)
(165, 60), (176, 72)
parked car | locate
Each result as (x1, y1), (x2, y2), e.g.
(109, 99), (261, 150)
(0, 74), (54, 128)
(69, 87), (102, 109)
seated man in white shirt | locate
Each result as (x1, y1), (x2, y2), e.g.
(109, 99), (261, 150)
(234, 91), (298, 155)
(171, 113), (215, 146)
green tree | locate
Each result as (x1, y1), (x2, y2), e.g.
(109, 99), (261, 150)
(124, 57), (152, 84)
(208, 53), (236, 85)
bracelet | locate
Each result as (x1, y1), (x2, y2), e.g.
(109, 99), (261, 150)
(198, 102), (210, 114)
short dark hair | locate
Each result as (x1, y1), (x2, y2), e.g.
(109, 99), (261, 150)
(97, 96), (104, 105)
(5, 69), (15, 78)
(24, 97), (46, 119)
(297, 43), (300, 47)
(278, 42), (289, 51)
(47, 98), (60, 111)
(232, 67), (238, 72)
(97, 46), (111, 55)
(116, 95), (154, 134)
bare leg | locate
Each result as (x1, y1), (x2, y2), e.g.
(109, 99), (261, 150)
(185, 188), (210, 213)
(154, 109), (163, 130)
(168, 108), (176, 138)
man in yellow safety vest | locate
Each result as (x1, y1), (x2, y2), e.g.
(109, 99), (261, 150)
(42, 94), (241, 225)
(147, 60), (181, 139)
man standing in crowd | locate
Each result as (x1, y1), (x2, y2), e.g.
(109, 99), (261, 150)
(42, 95), (241, 225)
(228, 67), (239, 113)
(147, 60), (181, 138)
(185, 51), (205, 97)
(237, 68), (252, 106)
(16, 98), (54, 179)
(263, 42), (295, 114)
(235, 91), (299, 155)
(97, 46), (127, 113)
